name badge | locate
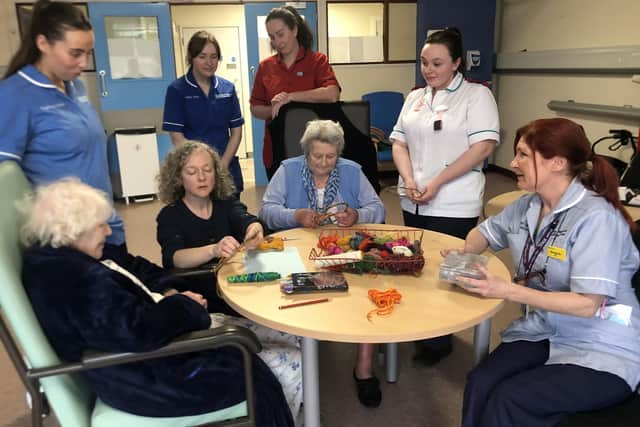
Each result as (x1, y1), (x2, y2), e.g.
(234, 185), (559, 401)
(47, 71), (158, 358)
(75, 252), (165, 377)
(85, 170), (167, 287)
(296, 71), (303, 76)
(547, 246), (566, 260)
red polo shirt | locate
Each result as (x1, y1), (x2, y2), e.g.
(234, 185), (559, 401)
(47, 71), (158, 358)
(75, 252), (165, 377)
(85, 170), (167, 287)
(250, 47), (340, 169)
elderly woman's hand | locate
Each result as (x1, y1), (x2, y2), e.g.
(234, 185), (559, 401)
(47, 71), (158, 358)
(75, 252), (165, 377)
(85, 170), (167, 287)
(334, 207), (359, 227)
(243, 222), (264, 250)
(455, 264), (513, 299)
(181, 291), (208, 309)
(212, 236), (241, 258)
(294, 208), (317, 228)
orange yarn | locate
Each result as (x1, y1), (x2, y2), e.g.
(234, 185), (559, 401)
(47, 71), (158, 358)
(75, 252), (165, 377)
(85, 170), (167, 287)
(256, 236), (284, 251)
(366, 288), (402, 322)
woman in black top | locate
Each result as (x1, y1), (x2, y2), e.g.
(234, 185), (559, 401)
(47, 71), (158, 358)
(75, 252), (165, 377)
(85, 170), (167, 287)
(156, 141), (264, 313)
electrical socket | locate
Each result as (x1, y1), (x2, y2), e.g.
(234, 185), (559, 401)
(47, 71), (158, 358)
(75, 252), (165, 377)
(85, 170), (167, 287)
(632, 75), (640, 84)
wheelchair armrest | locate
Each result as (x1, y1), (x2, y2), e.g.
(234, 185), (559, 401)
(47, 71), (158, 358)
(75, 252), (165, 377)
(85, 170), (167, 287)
(170, 262), (219, 278)
(27, 325), (260, 379)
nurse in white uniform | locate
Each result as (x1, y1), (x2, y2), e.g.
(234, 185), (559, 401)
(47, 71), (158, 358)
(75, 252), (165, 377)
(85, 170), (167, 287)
(391, 27), (499, 365)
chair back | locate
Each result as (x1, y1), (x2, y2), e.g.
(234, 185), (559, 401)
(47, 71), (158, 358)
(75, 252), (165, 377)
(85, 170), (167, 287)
(341, 101), (370, 136)
(281, 107), (319, 159)
(0, 161), (93, 427)
(281, 101), (371, 159)
(361, 91), (404, 137)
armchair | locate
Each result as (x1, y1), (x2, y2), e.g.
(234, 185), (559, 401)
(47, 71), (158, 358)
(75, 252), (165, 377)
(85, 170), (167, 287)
(0, 161), (260, 427)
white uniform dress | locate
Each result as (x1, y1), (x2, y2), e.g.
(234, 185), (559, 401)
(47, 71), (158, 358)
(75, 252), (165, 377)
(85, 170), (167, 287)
(390, 72), (500, 218)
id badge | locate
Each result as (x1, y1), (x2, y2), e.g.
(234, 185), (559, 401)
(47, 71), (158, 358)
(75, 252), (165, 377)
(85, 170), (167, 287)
(547, 246), (566, 261)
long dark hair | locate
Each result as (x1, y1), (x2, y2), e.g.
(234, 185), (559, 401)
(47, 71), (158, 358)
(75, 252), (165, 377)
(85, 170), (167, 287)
(186, 31), (222, 66)
(4, 0), (92, 79)
(266, 6), (313, 51)
(515, 118), (635, 232)
(424, 27), (465, 75)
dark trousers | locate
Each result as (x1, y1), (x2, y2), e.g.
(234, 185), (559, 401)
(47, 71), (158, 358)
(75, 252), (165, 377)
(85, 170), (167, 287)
(402, 211), (478, 352)
(462, 340), (632, 427)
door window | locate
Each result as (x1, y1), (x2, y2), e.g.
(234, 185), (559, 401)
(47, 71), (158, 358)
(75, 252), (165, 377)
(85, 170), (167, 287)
(104, 16), (162, 79)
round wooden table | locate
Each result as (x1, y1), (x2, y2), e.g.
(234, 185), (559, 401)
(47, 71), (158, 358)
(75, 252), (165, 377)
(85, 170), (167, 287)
(218, 224), (509, 427)
(484, 190), (640, 220)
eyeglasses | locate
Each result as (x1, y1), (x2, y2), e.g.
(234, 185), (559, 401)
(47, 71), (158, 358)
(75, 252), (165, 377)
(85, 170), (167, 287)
(397, 186), (426, 197)
(513, 269), (547, 290)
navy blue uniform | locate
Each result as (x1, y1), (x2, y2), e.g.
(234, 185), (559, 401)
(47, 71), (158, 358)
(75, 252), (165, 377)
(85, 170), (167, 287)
(163, 69), (245, 192)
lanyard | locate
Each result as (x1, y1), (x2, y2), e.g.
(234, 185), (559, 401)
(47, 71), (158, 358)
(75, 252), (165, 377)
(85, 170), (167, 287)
(516, 211), (566, 284)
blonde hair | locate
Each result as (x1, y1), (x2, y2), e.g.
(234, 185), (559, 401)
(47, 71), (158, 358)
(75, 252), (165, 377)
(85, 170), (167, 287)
(300, 120), (345, 157)
(157, 141), (236, 204)
(19, 178), (113, 248)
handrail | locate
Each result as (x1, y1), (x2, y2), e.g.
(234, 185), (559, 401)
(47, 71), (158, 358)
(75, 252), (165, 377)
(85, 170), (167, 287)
(547, 100), (640, 121)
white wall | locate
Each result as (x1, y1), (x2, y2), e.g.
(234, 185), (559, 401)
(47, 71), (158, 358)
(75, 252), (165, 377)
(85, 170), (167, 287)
(0, 1), (21, 74)
(494, 0), (640, 169)
(334, 63), (415, 101)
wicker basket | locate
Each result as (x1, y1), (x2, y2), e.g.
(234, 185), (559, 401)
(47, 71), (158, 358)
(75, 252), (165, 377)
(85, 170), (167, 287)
(309, 228), (425, 275)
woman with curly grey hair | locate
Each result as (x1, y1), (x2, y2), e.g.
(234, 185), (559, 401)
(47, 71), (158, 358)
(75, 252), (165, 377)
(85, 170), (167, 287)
(156, 142), (303, 420)
(156, 141), (264, 314)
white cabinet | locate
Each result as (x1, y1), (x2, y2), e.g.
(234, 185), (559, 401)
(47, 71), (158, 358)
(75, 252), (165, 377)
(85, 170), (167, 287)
(108, 127), (159, 204)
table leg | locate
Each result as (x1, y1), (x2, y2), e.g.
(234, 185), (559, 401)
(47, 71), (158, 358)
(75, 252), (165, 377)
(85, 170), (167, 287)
(385, 343), (398, 383)
(473, 318), (492, 365)
(302, 337), (320, 427)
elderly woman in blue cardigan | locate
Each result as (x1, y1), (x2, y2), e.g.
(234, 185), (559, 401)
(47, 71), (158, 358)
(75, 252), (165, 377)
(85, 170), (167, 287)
(259, 119), (386, 408)
(21, 178), (294, 426)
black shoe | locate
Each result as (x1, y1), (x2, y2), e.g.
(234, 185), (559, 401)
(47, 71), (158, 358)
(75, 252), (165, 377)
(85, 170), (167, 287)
(353, 370), (382, 408)
(412, 343), (453, 367)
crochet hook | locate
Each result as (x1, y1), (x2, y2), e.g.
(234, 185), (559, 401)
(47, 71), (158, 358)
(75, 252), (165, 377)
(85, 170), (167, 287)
(278, 298), (330, 310)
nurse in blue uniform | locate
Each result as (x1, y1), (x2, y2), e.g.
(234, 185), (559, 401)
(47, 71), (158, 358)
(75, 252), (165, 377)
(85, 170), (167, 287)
(163, 31), (245, 195)
(454, 118), (640, 427)
(0, 0), (125, 246)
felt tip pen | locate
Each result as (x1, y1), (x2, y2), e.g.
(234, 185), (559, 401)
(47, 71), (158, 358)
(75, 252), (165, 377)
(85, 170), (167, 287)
(278, 298), (330, 310)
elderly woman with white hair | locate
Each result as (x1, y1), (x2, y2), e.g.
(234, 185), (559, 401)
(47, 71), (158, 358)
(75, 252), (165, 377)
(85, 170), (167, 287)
(259, 119), (386, 408)
(20, 178), (295, 426)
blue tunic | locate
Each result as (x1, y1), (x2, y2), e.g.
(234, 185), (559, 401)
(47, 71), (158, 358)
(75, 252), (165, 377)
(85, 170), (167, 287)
(479, 179), (640, 389)
(259, 156), (385, 230)
(163, 69), (245, 192)
(0, 65), (125, 245)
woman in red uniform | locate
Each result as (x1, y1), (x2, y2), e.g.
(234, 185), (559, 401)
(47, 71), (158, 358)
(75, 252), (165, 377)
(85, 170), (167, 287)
(250, 6), (340, 178)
